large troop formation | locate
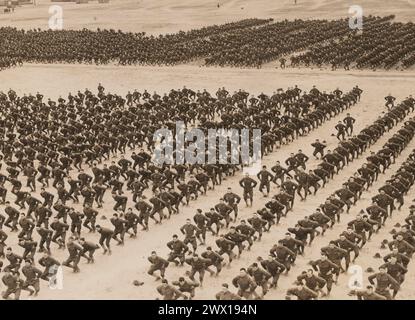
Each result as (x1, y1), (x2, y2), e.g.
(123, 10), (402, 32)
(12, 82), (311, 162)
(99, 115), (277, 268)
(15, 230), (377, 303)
(291, 16), (415, 70)
(0, 84), (374, 299)
(1, 0), (415, 305)
(0, 83), (414, 300)
(1, 15), (415, 71)
(153, 95), (415, 300)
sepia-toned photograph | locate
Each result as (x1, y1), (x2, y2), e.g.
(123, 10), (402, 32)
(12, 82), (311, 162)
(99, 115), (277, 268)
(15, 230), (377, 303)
(0, 0), (415, 307)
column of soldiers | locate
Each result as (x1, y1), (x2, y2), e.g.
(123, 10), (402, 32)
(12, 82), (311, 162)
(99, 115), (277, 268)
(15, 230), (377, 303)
(348, 147), (415, 300)
(286, 116), (415, 300)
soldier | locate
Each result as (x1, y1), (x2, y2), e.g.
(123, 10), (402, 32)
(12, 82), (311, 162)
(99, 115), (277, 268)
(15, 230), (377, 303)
(368, 266), (400, 300)
(79, 238), (99, 263)
(286, 282), (318, 300)
(148, 251), (169, 280)
(257, 165), (273, 197)
(167, 235), (188, 266)
(232, 268), (259, 299)
(185, 253), (213, 287)
(157, 279), (186, 300)
(215, 283), (241, 300)
(201, 246), (224, 276)
(172, 277), (199, 300)
(311, 139), (327, 159)
(21, 259), (42, 296)
(343, 113), (356, 136)
(223, 187), (241, 220)
(239, 173), (257, 206)
(2, 268), (22, 300)
(216, 234), (236, 265)
(348, 285), (387, 300)
(96, 225), (114, 255)
(247, 262), (272, 298)
(180, 219), (201, 253)
(310, 254), (339, 296)
(62, 236), (82, 273)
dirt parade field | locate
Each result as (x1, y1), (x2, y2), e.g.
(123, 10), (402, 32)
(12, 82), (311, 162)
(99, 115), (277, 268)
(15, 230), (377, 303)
(0, 0), (415, 302)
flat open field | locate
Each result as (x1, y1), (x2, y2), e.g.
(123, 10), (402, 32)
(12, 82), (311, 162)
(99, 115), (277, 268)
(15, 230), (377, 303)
(2, 63), (415, 98)
(0, 0), (415, 301)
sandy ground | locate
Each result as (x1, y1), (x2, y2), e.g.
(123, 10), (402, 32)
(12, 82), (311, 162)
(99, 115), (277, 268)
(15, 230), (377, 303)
(1, 0), (415, 301)
(3, 63), (415, 98)
(1, 0), (415, 34)
(1, 64), (415, 300)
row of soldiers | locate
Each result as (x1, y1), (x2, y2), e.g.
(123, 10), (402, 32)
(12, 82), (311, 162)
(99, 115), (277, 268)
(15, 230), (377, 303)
(289, 117), (415, 300)
(348, 148), (415, 300)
